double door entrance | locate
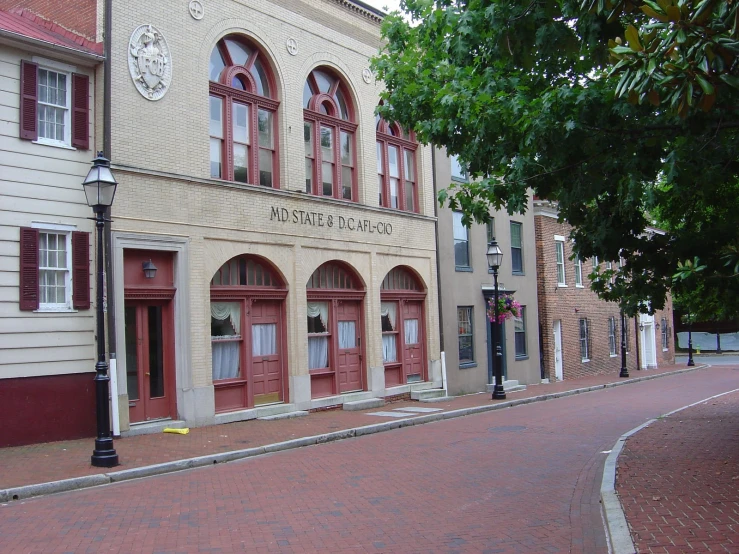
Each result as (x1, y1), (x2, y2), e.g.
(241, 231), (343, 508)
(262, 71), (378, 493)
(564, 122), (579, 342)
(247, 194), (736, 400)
(211, 298), (286, 412)
(124, 300), (175, 423)
(381, 299), (426, 387)
(308, 298), (364, 398)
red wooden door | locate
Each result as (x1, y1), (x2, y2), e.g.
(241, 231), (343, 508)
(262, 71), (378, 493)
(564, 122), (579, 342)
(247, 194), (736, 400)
(124, 300), (174, 422)
(337, 301), (362, 393)
(250, 300), (282, 405)
(402, 301), (424, 383)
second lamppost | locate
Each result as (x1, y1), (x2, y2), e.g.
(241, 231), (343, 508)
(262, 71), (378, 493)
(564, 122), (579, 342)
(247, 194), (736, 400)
(487, 239), (506, 400)
(619, 310), (629, 377)
(687, 312), (695, 366)
(82, 153), (120, 468)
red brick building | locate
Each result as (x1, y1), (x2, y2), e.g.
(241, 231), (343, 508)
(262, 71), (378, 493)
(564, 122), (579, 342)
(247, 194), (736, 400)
(534, 200), (675, 381)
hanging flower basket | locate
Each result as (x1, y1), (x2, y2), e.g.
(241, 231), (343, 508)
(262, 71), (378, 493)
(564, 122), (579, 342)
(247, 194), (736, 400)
(487, 293), (521, 325)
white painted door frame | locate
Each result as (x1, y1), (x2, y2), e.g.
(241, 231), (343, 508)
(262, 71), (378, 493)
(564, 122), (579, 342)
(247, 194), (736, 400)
(553, 320), (563, 380)
(639, 315), (657, 369)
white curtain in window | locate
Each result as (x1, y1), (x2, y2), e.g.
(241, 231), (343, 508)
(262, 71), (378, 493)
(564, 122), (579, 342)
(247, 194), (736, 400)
(382, 334), (397, 363)
(308, 336), (328, 369)
(307, 302), (329, 329)
(380, 302), (397, 330)
(404, 319), (419, 345)
(211, 302), (241, 335)
(252, 323), (276, 356)
(212, 341), (240, 380)
(338, 321), (356, 349)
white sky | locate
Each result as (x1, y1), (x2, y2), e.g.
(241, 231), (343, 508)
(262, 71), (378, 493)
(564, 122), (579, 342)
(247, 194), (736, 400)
(363, 0), (403, 14)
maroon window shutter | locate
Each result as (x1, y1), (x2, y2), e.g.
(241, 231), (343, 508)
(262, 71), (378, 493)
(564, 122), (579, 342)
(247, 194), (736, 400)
(19, 227), (39, 311)
(71, 73), (89, 149)
(72, 231), (91, 309)
(20, 61), (38, 141)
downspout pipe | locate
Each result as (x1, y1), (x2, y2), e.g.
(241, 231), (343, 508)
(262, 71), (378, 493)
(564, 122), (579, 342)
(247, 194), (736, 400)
(432, 147), (444, 353)
(102, 0), (118, 434)
(431, 148), (447, 393)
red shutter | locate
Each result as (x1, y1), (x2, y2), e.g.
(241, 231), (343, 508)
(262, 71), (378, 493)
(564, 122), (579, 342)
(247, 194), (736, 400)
(19, 227), (39, 311)
(20, 61), (38, 141)
(71, 73), (89, 150)
(72, 231), (91, 309)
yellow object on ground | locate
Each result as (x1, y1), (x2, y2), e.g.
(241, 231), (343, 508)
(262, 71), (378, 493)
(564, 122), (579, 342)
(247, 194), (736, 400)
(163, 427), (190, 435)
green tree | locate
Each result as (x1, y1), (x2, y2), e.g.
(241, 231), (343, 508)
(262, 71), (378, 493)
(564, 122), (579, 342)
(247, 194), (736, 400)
(372, 0), (739, 315)
(672, 259), (739, 332)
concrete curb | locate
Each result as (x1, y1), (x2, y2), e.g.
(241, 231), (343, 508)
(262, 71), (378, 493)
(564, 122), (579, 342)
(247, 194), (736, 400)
(0, 364), (707, 504)
(600, 381), (738, 554)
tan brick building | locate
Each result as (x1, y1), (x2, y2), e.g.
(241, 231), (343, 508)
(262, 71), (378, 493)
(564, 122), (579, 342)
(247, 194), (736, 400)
(104, 0), (441, 433)
(535, 200), (674, 382)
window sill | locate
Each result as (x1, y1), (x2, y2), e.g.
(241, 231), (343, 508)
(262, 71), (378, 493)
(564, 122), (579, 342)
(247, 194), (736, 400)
(610, 354), (618, 358)
(575, 284), (585, 288)
(309, 368), (335, 376)
(557, 283), (568, 287)
(455, 266), (473, 273)
(512, 271), (525, 276)
(514, 355), (528, 361)
(581, 358), (590, 363)
(459, 362), (477, 369)
(33, 139), (76, 151)
(662, 348), (669, 352)
(35, 307), (78, 313)
(451, 176), (468, 183)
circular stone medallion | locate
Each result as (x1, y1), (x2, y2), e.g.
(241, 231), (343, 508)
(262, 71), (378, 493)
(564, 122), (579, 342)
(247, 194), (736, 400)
(189, 0), (204, 20)
(128, 24), (172, 101)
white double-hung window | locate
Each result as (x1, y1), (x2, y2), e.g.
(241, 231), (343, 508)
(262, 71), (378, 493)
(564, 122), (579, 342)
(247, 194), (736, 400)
(38, 230), (71, 309)
(555, 236), (566, 285)
(37, 67), (70, 146)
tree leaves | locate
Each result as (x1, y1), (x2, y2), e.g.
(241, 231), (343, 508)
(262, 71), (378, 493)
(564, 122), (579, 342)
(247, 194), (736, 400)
(372, 0), (739, 311)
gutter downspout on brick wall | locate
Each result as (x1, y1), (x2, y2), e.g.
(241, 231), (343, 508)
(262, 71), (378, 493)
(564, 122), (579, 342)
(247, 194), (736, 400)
(102, 0), (118, 432)
(431, 148), (444, 353)
(634, 317), (641, 370)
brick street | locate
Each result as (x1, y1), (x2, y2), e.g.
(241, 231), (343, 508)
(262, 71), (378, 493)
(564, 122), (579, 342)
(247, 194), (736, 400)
(0, 366), (736, 553)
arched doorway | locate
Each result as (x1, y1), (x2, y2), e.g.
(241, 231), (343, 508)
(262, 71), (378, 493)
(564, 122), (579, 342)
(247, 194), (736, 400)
(380, 266), (427, 386)
(210, 255), (288, 412)
(306, 262), (366, 398)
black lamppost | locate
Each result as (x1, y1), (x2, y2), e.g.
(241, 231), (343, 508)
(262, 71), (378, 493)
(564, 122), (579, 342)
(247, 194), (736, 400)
(687, 312), (695, 367)
(619, 310), (629, 378)
(487, 239), (506, 400)
(82, 153), (119, 468)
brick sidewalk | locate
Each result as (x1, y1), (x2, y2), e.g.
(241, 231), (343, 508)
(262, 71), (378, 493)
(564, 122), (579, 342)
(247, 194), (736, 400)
(616, 389), (739, 553)
(0, 364), (695, 492)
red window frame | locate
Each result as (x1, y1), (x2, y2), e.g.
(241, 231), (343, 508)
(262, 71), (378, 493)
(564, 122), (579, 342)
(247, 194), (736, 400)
(209, 37), (280, 188)
(303, 69), (358, 202)
(376, 117), (418, 213)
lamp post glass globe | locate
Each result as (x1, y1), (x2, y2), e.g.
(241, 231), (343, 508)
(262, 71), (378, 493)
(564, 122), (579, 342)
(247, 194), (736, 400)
(487, 240), (503, 270)
(82, 153), (118, 211)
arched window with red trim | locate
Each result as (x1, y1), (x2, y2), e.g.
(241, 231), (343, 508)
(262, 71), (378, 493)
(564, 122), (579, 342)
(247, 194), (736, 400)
(303, 68), (357, 201)
(209, 35), (279, 188)
(376, 109), (418, 212)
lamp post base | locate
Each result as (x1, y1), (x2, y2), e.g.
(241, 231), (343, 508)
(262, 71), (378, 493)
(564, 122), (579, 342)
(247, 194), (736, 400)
(91, 438), (119, 467)
(687, 359), (695, 367)
(492, 385), (506, 400)
(619, 368), (629, 378)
